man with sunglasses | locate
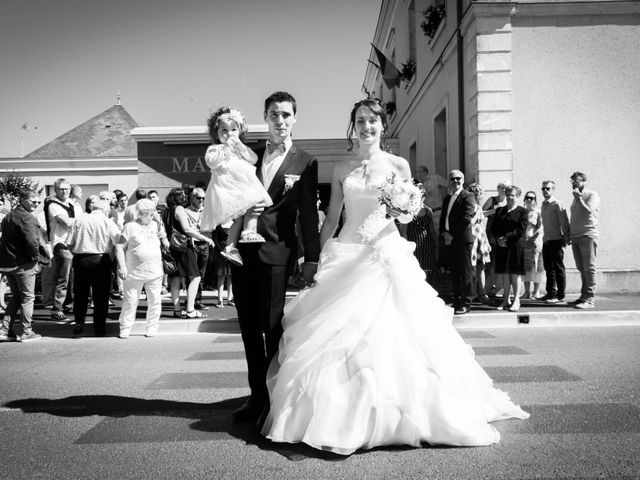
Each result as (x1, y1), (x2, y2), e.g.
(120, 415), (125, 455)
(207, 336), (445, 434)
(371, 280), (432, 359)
(0, 189), (44, 342)
(540, 180), (570, 303)
(440, 170), (476, 315)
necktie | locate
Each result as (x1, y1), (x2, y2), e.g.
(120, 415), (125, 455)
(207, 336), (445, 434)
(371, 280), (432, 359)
(445, 192), (458, 231)
(266, 142), (286, 155)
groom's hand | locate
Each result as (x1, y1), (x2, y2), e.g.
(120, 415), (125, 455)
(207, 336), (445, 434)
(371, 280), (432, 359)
(301, 262), (317, 286)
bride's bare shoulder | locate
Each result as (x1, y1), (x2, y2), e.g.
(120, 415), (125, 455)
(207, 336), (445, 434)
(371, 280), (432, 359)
(384, 153), (411, 177)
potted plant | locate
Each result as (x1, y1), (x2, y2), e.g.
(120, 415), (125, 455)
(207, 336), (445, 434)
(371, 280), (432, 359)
(400, 59), (416, 83)
(420, 5), (445, 39)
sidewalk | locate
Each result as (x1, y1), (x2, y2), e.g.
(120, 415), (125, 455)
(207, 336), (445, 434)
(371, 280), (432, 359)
(18, 291), (640, 338)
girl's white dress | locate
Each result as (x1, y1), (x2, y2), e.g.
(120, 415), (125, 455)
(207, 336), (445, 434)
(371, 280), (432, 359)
(201, 144), (272, 233)
(261, 172), (529, 455)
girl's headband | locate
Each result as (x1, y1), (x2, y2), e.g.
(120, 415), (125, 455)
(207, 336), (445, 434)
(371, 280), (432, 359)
(218, 109), (245, 127)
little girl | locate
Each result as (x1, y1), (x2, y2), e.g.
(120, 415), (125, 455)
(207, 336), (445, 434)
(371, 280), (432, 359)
(200, 107), (273, 266)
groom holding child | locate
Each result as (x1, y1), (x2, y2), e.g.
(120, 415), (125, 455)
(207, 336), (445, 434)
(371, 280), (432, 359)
(231, 91), (320, 421)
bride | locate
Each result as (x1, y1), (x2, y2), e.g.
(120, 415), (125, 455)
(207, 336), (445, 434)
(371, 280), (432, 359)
(260, 98), (529, 455)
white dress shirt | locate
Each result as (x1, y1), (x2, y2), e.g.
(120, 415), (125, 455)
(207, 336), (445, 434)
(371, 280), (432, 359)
(445, 189), (461, 232)
(261, 138), (292, 190)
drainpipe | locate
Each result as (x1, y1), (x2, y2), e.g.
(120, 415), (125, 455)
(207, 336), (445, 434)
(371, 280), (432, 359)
(456, 0), (466, 174)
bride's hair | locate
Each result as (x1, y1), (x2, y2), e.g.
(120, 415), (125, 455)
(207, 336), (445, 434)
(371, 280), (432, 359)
(346, 98), (389, 152)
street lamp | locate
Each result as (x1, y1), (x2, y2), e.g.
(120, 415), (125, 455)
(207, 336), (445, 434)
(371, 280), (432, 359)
(20, 122), (38, 157)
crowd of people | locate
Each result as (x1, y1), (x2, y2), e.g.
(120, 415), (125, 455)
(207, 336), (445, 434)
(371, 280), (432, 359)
(407, 170), (600, 314)
(0, 179), (240, 341)
(0, 163), (602, 342)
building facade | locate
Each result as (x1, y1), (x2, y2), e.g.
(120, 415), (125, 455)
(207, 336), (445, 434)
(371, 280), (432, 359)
(0, 103), (140, 199)
(365, 0), (640, 292)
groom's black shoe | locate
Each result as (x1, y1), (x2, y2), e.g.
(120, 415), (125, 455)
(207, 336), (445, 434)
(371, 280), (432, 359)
(233, 398), (265, 422)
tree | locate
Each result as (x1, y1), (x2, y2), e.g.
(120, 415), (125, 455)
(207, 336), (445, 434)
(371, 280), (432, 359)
(0, 172), (42, 207)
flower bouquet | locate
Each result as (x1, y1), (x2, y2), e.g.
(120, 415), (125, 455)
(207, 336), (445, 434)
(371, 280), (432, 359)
(378, 172), (424, 221)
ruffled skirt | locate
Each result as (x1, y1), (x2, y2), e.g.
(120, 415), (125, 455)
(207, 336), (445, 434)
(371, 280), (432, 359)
(261, 231), (528, 455)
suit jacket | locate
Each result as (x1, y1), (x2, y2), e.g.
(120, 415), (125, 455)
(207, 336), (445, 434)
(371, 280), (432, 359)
(251, 142), (320, 266)
(440, 189), (476, 245)
(0, 205), (40, 268)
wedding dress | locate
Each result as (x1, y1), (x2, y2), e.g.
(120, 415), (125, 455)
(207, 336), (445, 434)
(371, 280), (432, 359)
(261, 171), (529, 455)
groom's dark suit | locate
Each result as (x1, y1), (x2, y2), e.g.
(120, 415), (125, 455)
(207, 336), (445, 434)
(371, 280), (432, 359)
(440, 189), (475, 311)
(232, 142), (320, 407)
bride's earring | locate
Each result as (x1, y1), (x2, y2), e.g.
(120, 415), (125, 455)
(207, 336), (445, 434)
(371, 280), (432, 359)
(380, 130), (390, 152)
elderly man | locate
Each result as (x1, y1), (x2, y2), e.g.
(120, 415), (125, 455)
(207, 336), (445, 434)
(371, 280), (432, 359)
(43, 178), (76, 321)
(65, 199), (120, 336)
(440, 170), (476, 315)
(569, 171), (601, 309)
(0, 189), (43, 342)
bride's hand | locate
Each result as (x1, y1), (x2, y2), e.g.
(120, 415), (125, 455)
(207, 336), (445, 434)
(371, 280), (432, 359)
(385, 205), (403, 218)
(386, 205), (412, 224)
(301, 262), (318, 286)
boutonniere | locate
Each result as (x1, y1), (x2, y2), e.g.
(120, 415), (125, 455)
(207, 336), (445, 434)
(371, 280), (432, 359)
(284, 174), (301, 193)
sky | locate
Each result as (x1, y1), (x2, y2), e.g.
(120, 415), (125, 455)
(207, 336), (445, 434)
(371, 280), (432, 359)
(0, 0), (381, 158)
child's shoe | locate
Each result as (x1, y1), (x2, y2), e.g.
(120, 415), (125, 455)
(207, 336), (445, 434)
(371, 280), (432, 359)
(239, 230), (266, 243)
(220, 246), (243, 266)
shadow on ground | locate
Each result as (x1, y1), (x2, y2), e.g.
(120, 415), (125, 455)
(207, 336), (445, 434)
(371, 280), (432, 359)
(4, 395), (398, 460)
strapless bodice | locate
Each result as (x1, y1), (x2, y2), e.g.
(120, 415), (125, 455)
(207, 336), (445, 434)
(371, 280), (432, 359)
(338, 174), (396, 244)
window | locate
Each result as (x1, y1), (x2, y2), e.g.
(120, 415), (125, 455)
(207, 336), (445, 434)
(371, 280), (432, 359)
(409, 141), (417, 175)
(433, 108), (448, 179)
(390, 48), (397, 105)
(408, 0), (416, 61)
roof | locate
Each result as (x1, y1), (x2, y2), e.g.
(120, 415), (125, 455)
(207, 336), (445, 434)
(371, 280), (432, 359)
(26, 104), (140, 158)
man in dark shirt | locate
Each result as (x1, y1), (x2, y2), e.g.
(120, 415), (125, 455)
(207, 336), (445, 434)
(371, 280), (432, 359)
(0, 189), (43, 342)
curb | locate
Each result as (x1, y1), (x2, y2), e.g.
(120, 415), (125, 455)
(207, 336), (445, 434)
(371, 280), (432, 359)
(453, 309), (640, 328)
(26, 308), (640, 338)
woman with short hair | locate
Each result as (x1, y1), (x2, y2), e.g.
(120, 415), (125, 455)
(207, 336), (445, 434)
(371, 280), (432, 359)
(116, 199), (166, 338)
(491, 185), (528, 312)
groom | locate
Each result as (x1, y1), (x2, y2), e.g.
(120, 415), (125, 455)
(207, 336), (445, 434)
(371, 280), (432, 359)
(231, 91), (321, 421)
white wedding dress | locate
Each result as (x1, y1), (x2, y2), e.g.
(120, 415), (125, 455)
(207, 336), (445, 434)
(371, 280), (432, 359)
(261, 172), (529, 455)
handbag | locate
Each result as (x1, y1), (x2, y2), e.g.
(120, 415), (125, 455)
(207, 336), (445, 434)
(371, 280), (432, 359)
(169, 228), (189, 252)
(162, 249), (178, 275)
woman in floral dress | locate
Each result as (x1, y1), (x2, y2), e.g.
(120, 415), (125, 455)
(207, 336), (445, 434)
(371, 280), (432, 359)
(468, 183), (491, 303)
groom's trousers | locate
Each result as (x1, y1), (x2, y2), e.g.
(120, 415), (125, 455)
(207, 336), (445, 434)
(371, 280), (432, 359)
(231, 245), (287, 404)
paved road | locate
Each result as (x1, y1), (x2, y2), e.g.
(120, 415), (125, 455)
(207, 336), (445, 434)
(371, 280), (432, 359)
(1, 324), (639, 479)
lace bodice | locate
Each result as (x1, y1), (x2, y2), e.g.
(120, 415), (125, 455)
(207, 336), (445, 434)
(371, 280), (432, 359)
(338, 173), (396, 244)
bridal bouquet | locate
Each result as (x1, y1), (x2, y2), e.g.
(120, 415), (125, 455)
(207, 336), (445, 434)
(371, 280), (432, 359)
(378, 172), (424, 220)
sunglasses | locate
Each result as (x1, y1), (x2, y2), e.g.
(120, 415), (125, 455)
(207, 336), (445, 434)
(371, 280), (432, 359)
(541, 187), (552, 191)
(195, 196), (205, 200)
(449, 177), (462, 181)
(524, 197), (536, 201)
